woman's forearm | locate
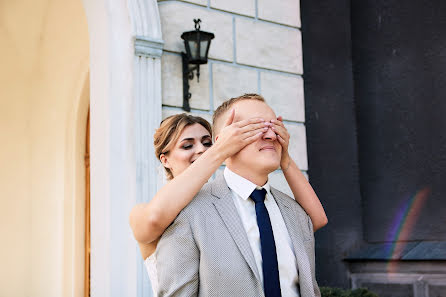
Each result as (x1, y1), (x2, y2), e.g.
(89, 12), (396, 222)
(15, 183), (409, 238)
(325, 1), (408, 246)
(130, 145), (225, 244)
(282, 157), (328, 231)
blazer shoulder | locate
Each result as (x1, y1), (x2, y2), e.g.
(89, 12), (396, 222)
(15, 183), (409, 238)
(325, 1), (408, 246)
(180, 181), (214, 214)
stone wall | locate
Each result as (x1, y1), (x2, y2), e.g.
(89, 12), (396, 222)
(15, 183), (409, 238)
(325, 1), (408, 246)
(158, 0), (307, 194)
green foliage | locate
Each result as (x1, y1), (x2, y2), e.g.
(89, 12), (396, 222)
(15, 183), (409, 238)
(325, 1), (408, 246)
(320, 286), (378, 297)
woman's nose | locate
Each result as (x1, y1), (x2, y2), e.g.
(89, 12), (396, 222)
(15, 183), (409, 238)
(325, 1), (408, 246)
(196, 143), (207, 154)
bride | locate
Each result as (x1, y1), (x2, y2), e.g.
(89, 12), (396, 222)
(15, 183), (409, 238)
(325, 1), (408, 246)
(129, 110), (328, 295)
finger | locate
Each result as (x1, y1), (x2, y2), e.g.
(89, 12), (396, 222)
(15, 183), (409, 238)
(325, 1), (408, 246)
(271, 118), (285, 128)
(277, 134), (286, 146)
(223, 108), (235, 127)
(272, 127), (289, 144)
(277, 116), (283, 122)
(240, 122), (270, 133)
(243, 131), (264, 144)
(237, 117), (264, 128)
(242, 127), (268, 139)
(271, 125), (287, 137)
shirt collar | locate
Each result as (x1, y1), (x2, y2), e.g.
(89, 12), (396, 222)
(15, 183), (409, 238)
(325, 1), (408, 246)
(224, 167), (271, 201)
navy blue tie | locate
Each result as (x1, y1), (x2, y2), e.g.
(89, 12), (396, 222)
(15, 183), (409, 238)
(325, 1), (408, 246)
(250, 188), (282, 297)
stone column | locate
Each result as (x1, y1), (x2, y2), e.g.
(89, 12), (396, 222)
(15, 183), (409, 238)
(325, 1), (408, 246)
(133, 36), (164, 297)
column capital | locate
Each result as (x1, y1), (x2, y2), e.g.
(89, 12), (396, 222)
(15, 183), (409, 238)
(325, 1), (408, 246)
(135, 36), (164, 58)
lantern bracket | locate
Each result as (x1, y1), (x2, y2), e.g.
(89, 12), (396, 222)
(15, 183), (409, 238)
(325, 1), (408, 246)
(182, 53), (201, 112)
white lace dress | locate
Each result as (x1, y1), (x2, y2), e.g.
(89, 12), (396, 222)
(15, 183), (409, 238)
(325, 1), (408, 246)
(144, 254), (159, 297)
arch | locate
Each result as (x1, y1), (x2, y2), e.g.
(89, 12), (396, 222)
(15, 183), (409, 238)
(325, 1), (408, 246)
(81, 0), (163, 296)
(63, 69), (90, 297)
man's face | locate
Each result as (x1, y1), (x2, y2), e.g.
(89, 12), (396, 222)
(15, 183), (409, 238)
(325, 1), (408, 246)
(225, 100), (282, 175)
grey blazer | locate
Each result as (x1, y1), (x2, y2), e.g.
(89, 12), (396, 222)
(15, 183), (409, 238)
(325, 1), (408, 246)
(155, 173), (321, 297)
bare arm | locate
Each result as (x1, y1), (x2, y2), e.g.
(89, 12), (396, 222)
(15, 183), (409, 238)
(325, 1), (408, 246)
(272, 118), (328, 232)
(129, 111), (269, 247)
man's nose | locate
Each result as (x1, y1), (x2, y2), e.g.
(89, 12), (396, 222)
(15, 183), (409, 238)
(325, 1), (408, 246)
(263, 127), (277, 141)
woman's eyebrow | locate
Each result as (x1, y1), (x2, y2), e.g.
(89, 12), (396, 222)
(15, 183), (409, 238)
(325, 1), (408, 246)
(180, 137), (194, 142)
(180, 135), (211, 142)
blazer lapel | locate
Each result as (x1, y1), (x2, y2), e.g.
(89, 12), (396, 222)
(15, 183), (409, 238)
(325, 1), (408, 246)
(271, 187), (316, 297)
(211, 174), (262, 286)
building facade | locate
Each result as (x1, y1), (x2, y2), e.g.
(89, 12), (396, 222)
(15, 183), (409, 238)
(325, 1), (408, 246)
(1, 0), (445, 297)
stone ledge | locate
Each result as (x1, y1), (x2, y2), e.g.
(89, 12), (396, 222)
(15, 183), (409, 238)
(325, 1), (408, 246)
(345, 241), (446, 261)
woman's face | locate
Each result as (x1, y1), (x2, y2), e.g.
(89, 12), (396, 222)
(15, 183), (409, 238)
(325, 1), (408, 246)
(161, 123), (212, 178)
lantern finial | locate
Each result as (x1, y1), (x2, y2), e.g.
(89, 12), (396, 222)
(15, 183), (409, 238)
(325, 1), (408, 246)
(194, 19), (201, 31)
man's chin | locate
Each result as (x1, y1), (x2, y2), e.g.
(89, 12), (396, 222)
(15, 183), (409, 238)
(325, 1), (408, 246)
(256, 161), (281, 173)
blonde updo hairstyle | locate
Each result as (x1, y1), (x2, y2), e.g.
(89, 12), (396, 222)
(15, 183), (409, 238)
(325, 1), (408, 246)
(154, 113), (212, 180)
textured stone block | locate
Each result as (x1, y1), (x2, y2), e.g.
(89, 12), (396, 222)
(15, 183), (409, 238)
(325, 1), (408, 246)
(286, 123), (308, 170)
(258, 0), (301, 27)
(162, 53), (210, 110)
(210, 0), (255, 17)
(269, 170), (309, 198)
(212, 63), (258, 109)
(159, 1), (233, 61)
(236, 18), (302, 74)
(269, 171), (293, 197)
(261, 72), (305, 122)
(162, 107), (213, 123)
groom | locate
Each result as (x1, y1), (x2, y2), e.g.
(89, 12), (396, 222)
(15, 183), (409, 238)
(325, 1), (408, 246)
(155, 94), (320, 297)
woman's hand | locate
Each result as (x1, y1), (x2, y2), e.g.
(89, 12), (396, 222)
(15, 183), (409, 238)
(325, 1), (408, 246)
(271, 116), (291, 171)
(213, 108), (268, 159)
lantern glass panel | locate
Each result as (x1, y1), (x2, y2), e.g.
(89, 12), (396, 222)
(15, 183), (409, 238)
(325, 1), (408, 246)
(200, 40), (208, 60)
(188, 39), (199, 60)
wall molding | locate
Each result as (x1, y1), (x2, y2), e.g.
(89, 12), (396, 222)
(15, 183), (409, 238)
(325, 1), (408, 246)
(135, 37), (164, 58)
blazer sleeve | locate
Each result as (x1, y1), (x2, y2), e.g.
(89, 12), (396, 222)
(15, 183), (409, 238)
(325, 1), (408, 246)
(155, 209), (199, 297)
(307, 214), (321, 297)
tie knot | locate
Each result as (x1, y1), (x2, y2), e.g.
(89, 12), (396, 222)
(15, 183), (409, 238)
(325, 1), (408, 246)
(250, 188), (267, 204)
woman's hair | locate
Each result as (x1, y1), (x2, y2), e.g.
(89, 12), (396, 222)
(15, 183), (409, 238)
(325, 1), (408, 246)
(154, 113), (212, 180)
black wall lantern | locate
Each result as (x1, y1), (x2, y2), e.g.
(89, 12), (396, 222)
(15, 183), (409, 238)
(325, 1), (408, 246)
(181, 19), (215, 111)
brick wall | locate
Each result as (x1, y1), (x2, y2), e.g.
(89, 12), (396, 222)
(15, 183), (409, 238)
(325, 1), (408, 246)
(158, 0), (307, 194)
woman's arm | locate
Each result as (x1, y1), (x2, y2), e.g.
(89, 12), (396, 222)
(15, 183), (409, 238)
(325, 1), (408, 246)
(271, 118), (328, 232)
(129, 110), (269, 246)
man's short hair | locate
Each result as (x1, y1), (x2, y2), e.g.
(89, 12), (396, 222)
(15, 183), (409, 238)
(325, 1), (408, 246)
(212, 93), (266, 135)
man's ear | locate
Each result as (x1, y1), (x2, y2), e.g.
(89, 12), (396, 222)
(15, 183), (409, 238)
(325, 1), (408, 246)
(159, 154), (171, 169)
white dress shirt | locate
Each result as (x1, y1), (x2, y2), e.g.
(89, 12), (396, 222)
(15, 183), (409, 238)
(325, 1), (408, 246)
(224, 167), (300, 297)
